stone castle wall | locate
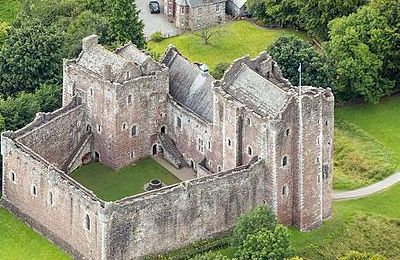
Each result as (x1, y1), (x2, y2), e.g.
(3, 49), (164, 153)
(15, 104), (86, 170)
(103, 158), (269, 259)
(1, 115), (105, 259)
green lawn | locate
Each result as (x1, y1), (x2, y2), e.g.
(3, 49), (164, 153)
(289, 183), (400, 259)
(70, 158), (181, 201)
(0, 0), (20, 24)
(0, 207), (70, 260)
(336, 95), (400, 169)
(148, 20), (308, 72)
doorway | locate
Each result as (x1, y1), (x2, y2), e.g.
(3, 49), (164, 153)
(161, 126), (166, 134)
(152, 144), (158, 155)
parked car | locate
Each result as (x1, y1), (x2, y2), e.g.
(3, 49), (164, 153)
(149, 1), (160, 14)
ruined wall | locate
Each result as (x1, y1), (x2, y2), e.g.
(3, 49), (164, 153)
(16, 105), (86, 170)
(167, 97), (212, 170)
(1, 135), (104, 259)
(104, 159), (270, 259)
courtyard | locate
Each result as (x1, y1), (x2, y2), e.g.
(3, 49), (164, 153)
(70, 157), (181, 201)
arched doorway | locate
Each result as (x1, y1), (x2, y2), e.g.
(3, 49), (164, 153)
(82, 152), (91, 164)
(86, 124), (92, 132)
(190, 160), (194, 169)
(94, 151), (100, 161)
(161, 126), (166, 134)
(152, 144), (158, 155)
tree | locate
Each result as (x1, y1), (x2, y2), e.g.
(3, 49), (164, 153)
(268, 35), (332, 88)
(0, 92), (41, 131)
(196, 27), (223, 45)
(338, 250), (386, 260)
(0, 21), (63, 97)
(246, 0), (267, 22)
(263, 0), (302, 28)
(64, 10), (108, 58)
(231, 205), (277, 247)
(34, 84), (62, 113)
(325, 2), (396, 103)
(237, 225), (293, 260)
(299, 0), (368, 40)
(105, 0), (145, 49)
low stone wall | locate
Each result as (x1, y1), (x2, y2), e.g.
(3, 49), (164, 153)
(103, 158), (270, 259)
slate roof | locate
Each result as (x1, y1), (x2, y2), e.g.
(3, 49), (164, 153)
(222, 64), (290, 118)
(116, 44), (148, 65)
(162, 49), (214, 122)
(176, 0), (225, 7)
(231, 0), (246, 8)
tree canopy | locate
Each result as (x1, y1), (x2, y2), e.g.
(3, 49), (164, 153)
(268, 35), (332, 88)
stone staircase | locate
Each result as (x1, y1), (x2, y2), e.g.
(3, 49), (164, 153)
(158, 133), (187, 169)
(62, 133), (92, 172)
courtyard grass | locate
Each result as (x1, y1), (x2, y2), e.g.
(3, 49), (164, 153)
(148, 20), (308, 72)
(0, 207), (70, 260)
(70, 158), (181, 201)
(0, 0), (20, 24)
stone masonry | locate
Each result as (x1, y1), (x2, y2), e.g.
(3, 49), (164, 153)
(1, 35), (334, 259)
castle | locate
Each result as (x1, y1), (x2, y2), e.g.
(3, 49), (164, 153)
(1, 35), (334, 259)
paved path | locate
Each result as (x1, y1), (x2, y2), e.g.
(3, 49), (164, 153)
(136, 0), (181, 39)
(333, 172), (400, 201)
(153, 155), (196, 181)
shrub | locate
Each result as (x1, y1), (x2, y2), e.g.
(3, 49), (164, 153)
(231, 205), (277, 247)
(151, 31), (164, 42)
(237, 224), (293, 259)
(191, 251), (230, 260)
(338, 250), (386, 260)
(211, 63), (230, 80)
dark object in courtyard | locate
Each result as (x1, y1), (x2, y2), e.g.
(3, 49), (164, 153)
(148, 179), (163, 190)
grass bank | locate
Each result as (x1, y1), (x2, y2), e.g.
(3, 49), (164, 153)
(0, 207), (70, 259)
(70, 158), (181, 201)
(148, 20), (308, 72)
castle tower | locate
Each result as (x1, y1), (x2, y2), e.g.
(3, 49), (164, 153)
(292, 87), (334, 230)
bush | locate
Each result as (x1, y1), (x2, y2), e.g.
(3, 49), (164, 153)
(237, 225), (293, 259)
(191, 251), (230, 260)
(231, 205), (277, 247)
(338, 250), (386, 260)
(151, 31), (164, 42)
(211, 63), (230, 80)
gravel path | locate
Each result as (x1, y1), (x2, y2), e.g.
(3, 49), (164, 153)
(333, 172), (400, 201)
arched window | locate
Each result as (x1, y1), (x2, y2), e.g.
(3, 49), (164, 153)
(227, 139), (232, 147)
(282, 156), (288, 167)
(217, 166), (222, 172)
(285, 128), (290, 136)
(247, 117), (251, 126)
(85, 214), (91, 231)
(11, 172), (16, 183)
(247, 146), (252, 156)
(32, 185), (37, 196)
(282, 185), (288, 196)
(49, 191), (53, 206)
(131, 125), (137, 137)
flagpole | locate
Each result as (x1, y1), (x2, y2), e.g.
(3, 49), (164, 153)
(298, 63), (302, 95)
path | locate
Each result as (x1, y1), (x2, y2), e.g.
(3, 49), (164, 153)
(153, 154), (196, 181)
(333, 172), (400, 201)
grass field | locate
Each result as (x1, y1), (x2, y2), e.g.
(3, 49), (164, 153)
(0, 207), (70, 260)
(148, 21), (308, 72)
(0, 0), (20, 24)
(289, 183), (400, 259)
(70, 158), (181, 201)
(336, 95), (400, 169)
